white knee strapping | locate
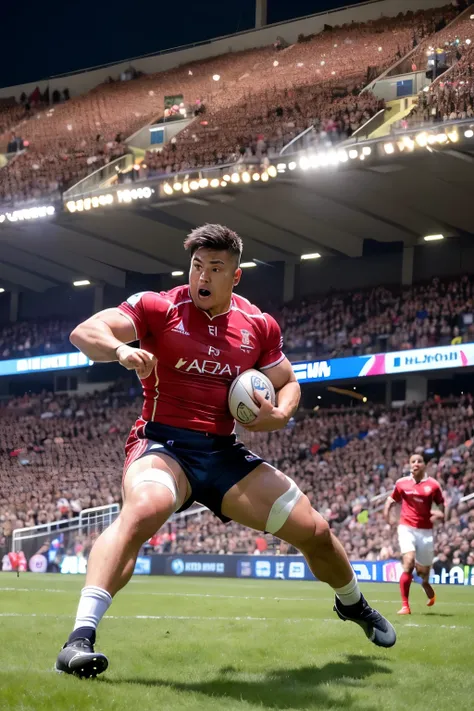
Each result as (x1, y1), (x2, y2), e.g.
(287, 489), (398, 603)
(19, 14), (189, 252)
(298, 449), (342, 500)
(130, 469), (179, 511)
(265, 476), (303, 534)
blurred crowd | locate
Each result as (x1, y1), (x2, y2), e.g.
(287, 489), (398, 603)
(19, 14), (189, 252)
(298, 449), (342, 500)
(1, 382), (474, 571)
(0, 4), (461, 204)
(2, 275), (473, 363)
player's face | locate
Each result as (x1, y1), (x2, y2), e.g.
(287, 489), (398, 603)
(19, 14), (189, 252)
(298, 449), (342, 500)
(189, 248), (241, 316)
(410, 455), (425, 476)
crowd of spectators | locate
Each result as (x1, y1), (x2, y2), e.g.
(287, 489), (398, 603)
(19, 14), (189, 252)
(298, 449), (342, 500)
(0, 5), (461, 203)
(1, 383), (473, 571)
(2, 275), (473, 363)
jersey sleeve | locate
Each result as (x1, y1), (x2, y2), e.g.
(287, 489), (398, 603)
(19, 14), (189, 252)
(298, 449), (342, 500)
(117, 291), (169, 341)
(390, 482), (402, 502)
(257, 314), (285, 370)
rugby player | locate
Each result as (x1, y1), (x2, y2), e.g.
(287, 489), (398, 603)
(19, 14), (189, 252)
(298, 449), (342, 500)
(384, 453), (445, 615)
(56, 224), (396, 677)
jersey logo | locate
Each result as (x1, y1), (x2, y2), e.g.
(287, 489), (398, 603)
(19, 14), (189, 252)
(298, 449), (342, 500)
(209, 346), (220, 357)
(127, 292), (147, 307)
(175, 357), (241, 377)
(240, 329), (254, 350)
(172, 320), (190, 336)
(423, 486), (432, 494)
(209, 325), (218, 336)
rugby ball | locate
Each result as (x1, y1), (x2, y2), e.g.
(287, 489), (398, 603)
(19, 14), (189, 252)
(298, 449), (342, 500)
(228, 369), (275, 424)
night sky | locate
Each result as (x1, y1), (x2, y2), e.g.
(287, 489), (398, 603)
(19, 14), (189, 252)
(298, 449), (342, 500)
(0, 0), (363, 89)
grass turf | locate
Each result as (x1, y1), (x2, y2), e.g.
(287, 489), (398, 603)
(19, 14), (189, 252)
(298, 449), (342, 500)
(0, 572), (473, 710)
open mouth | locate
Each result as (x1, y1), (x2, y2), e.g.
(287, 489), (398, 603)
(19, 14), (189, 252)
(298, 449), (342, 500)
(198, 288), (211, 298)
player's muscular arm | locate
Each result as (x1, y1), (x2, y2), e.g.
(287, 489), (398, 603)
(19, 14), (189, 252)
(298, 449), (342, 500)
(245, 358), (300, 432)
(70, 309), (156, 378)
(384, 496), (396, 524)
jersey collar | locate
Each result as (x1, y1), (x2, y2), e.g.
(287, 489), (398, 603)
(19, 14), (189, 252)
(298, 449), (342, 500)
(188, 287), (235, 321)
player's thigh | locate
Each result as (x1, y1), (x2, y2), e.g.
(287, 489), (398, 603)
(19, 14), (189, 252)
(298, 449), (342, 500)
(221, 463), (328, 545)
(123, 452), (190, 514)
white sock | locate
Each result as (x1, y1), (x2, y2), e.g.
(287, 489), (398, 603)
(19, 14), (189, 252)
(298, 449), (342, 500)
(334, 575), (361, 607)
(73, 586), (112, 631)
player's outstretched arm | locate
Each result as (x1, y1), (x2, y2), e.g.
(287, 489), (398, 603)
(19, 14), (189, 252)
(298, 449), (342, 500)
(70, 309), (156, 378)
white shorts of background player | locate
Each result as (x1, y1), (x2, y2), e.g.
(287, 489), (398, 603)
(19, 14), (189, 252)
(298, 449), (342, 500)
(398, 524), (434, 567)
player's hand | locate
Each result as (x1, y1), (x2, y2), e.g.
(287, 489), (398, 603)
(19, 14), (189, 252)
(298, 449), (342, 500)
(242, 390), (289, 432)
(430, 510), (445, 524)
(116, 344), (156, 379)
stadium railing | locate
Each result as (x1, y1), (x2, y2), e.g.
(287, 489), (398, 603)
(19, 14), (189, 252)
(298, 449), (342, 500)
(62, 154), (134, 201)
(11, 503), (120, 558)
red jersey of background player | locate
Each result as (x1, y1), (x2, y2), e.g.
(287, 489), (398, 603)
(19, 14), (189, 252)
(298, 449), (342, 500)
(390, 475), (444, 529)
(117, 286), (284, 436)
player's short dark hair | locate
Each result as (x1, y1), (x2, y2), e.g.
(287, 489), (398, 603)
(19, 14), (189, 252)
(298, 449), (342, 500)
(184, 224), (243, 265)
(410, 452), (426, 463)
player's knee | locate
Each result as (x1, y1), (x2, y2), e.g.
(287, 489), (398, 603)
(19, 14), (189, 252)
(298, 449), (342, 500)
(122, 488), (174, 540)
(295, 512), (332, 554)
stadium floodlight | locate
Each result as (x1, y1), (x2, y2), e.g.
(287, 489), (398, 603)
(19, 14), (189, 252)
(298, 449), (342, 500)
(199, 178), (209, 188)
(182, 181), (190, 194)
(273, 60), (279, 67)
(362, 146), (372, 156)
(467, 39), (472, 45)
(338, 150), (348, 162)
(277, 163), (287, 172)
(252, 173), (260, 181)
(384, 142), (395, 154)
(267, 165), (278, 178)
(260, 172), (269, 181)
(301, 252), (321, 260)
(349, 149), (358, 159)
(310, 154), (320, 168)
(424, 234), (444, 242)
(190, 180), (199, 190)
(223, 174), (231, 182)
(212, 74), (221, 81)
(240, 262), (257, 268)
(447, 131), (459, 142)
(242, 172), (251, 183)
(0, 288), (4, 293)
(210, 178), (220, 188)
(299, 156), (310, 170)
(465, 130), (474, 138)
(171, 271), (184, 277)
(288, 161), (297, 170)
(73, 280), (91, 287)
(173, 182), (182, 191)
(231, 173), (240, 183)
(220, 180), (228, 187)
(163, 183), (173, 196)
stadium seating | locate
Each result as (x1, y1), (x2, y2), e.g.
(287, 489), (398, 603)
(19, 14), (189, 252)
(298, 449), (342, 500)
(2, 275), (473, 362)
(0, 5), (462, 204)
(1, 383), (473, 568)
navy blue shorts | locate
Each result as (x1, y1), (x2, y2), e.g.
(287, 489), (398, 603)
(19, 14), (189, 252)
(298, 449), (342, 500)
(127, 421), (265, 523)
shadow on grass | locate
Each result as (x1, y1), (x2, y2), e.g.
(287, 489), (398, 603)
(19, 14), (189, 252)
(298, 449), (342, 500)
(423, 612), (455, 618)
(100, 654), (391, 710)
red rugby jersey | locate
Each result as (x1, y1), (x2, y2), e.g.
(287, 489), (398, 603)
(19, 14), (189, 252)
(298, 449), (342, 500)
(117, 286), (285, 435)
(391, 475), (444, 529)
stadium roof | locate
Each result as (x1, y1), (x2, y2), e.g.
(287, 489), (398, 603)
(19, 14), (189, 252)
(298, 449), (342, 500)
(1, 145), (473, 291)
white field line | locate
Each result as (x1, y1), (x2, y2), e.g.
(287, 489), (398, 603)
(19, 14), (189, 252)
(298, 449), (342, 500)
(1, 587), (474, 607)
(0, 611), (470, 629)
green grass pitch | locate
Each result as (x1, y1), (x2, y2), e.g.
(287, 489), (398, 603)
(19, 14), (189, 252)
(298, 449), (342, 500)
(1, 572), (473, 710)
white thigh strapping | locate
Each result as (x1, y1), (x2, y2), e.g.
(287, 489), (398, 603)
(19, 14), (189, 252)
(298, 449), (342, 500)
(130, 468), (179, 511)
(265, 476), (303, 534)
(398, 524), (434, 566)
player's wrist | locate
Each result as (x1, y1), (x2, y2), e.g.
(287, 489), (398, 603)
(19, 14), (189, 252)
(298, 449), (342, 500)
(115, 343), (130, 361)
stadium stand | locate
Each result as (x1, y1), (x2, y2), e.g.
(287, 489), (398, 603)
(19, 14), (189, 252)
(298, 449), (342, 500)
(2, 275), (473, 362)
(1, 384), (473, 568)
(0, 4), (462, 204)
